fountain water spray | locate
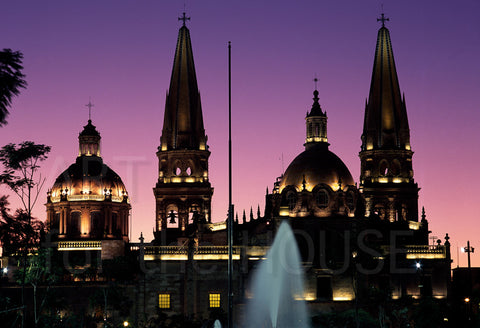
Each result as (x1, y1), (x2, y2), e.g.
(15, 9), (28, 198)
(245, 221), (310, 328)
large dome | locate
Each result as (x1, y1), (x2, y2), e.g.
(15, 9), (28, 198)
(279, 143), (354, 192)
(49, 156), (128, 203)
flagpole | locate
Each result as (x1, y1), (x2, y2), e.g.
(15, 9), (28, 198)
(227, 41), (234, 328)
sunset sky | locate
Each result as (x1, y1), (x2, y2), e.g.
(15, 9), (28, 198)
(1, 0), (479, 267)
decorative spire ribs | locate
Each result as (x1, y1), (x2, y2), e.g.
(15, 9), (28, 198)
(160, 24), (207, 151)
(362, 26), (410, 151)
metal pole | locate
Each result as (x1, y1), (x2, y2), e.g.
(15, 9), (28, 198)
(467, 241), (471, 269)
(227, 41), (234, 328)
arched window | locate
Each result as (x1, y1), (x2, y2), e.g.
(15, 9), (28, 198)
(391, 160), (401, 176)
(287, 192), (298, 211)
(69, 211), (81, 236)
(316, 189), (329, 207)
(379, 160), (389, 176)
(52, 212), (60, 230)
(90, 211), (103, 238)
(112, 212), (119, 236)
(346, 192), (355, 210)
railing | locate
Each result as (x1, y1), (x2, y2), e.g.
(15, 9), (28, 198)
(129, 245), (243, 261)
(405, 245), (446, 259)
(58, 240), (102, 250)
(50, 195), (127, 203)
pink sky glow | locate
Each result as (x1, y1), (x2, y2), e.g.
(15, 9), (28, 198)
(1, 0), (480, 267)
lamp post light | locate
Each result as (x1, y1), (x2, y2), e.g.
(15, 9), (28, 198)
(463, 241), (474, 324)
(463, 241), (474, 270)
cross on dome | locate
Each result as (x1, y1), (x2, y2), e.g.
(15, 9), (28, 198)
(85, 98), (94, 121)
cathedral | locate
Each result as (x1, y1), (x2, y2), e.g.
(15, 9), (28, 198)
(1, 13), (452, 325)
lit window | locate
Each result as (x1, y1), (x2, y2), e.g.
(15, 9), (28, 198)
(158, 294), (170, 309)
(209, 293), (221, 308)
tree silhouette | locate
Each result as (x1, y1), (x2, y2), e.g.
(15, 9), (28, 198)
(0, 49), (27, 126)
(0, 141), (50, 328)
(0, 195), (44, 256)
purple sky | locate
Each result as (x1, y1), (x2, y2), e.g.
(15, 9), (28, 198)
(1, 0), (480, 267)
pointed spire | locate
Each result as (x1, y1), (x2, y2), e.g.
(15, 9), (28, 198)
(362, 19), (410, 151)
(160, 19), (207, 151)
(421, 206), (426, 222)
(257, 204), (261, 219)
(250, 207), (254, 221)
(242, 210), (246, 223)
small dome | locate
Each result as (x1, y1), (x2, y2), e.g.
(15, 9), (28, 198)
(50, 156), (128, 202)
(279, 144), (354, 192)
(79, 120), (100, 137)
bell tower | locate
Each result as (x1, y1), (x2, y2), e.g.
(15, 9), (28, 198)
(153, 14), (213, 233)
(359, 14), (419, 222)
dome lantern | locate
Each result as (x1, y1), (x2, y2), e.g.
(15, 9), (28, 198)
(79, 120), (101, 157)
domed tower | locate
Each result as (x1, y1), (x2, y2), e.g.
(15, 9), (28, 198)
(153, 15), (213, 235)
(359, 15), (419, 222)
(267, 88), (360, 219)
(45, 119), (131, 244)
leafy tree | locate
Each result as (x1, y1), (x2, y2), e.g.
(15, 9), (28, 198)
(0, 141), (50, 328)
(0, 141), (51, 217)
(0, 49), (27, 126)
(15, 248), (60, 327)
(0, 195), (44, 256)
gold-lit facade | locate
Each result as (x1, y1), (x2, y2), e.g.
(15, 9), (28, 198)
(45, 120), (131, 259)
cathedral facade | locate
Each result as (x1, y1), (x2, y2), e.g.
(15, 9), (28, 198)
(6, 13), (452, 325)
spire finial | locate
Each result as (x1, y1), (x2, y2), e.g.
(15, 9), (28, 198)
(313, 74), (318, 90)
(377, 12), (389, 27)
(179, 12), (190, 26)
(85, 98), (94, 121)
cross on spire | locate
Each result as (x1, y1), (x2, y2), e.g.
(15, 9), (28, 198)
(178, 12), (190, 26)
(377, 13), (389, 27)
(313, 76), (319, 90)
(85, 98), (94, 121)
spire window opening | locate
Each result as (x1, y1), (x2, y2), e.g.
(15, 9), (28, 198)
(186, 167), (192, 176)
(166, 206), (179, 228)
(379, 161), (389, 176)
(175, 167), (181, 176)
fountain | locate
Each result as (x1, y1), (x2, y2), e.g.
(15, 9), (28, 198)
(244, 221), (310, 328)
